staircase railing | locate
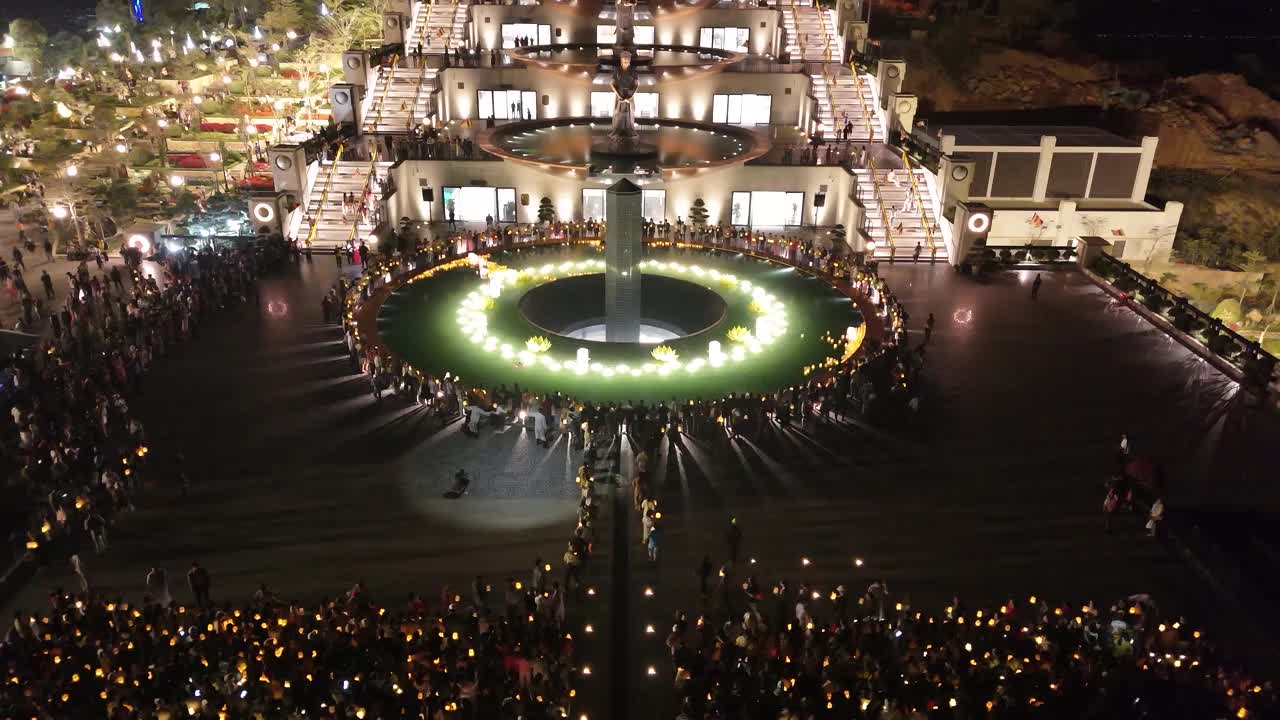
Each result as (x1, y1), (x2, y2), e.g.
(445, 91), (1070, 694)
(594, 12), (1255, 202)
(900, 149), (937, 252)
(346, 147), (381, 247)
(363, 53), (401, 134)
(851, 69), (874, 141)
(303, 143), (345, 247)
(407, 15), (440, 130)
(865, 155), (894, 253)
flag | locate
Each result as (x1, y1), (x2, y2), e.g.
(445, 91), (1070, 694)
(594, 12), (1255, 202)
(1028, 213), (1044, 228)
(1111, 228), (1126, 237)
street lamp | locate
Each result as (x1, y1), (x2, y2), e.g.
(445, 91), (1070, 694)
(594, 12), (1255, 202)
(115, 142), (128, 153)
(51, 206), (69, 219)
(169, 174), (185, 188)
(65, 165), (79, 177)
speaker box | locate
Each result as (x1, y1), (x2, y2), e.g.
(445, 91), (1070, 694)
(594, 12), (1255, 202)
(267, 145), (307, 192)
(342, 51), (369, 87)
(330, 83), (362, 126)
(814, 193), (826, 208)
(421, 187), (435, 203)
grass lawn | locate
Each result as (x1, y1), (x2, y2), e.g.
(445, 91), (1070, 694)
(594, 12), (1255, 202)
(377, 246), (865, 402)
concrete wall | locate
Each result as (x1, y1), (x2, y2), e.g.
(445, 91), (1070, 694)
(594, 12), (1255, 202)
(953, 135), (1160, 204)
(470, 6), (780, 56)
(389, 159), (852, 227)
(654, 9), (779, 57)
(988, 200), (1183, 264)
(437, 65), (810, 126)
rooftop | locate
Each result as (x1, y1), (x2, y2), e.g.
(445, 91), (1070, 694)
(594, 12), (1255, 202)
(941, 125), (1140, 149)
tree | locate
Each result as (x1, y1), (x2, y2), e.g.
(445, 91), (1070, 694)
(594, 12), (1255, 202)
(689, 198), (708, 226)
(45, 32), (86, 72)
(1236, 249), (1268, 307)
(262, 0), (304, 36)
(104, 180), (138, 222)
(537, 197), (555, 223)
(7, 19), (49, 74)
(1189, 282), (1212, 310)
(94, 0), (135, 29)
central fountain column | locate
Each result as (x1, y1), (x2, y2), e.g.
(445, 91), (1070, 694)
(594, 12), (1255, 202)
(604, 178), (643, 342)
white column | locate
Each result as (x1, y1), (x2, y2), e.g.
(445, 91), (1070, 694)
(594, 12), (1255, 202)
(1031, 135), (1056, 203)
(1056, 200), (1076, 246)
(1130, 136), (1160, 203)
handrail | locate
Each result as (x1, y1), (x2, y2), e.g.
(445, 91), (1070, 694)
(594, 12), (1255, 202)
(899, 149), (936, 251)
(367, 54), (400, 133)
(865, 155), (894, 252)
(851, 68), (874, 141)
(347, 146), (381, 246)
(304, 143), (345, 247)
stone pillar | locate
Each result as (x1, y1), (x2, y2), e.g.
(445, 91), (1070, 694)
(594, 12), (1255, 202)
(342, 51), (370, 89)
(1056, 199), (1077, 246)
(382, 12), (407, 44)
(886, 93), (917, 140)
(605, 178), (643, 343)
(846, 21), (869, 55)
(874, 60), (905, 111)
(329, 83), (363, 129)
(1131, 136), (1160, 203)
(1031, 134), (1056, 203)
(937, 154), (975, 217)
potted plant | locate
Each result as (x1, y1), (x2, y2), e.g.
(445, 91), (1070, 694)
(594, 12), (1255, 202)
(537, 196), (555, 224)
(689, 198), (709, 226)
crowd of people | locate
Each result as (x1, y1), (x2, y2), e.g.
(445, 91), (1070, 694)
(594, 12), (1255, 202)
(666, 566), (1276, 719)
(405, 219), (865, 281)
(2, 241), (268, 588)
(0, 576), (581, 719)
(335, 224), (914, 439)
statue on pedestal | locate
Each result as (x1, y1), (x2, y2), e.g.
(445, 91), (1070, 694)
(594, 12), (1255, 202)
(609, 51), (639, 147)
(614, 0), (636, 48)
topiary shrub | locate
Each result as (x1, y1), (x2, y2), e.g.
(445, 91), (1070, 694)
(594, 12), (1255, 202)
(1210, 298), (1243, 324)
(537, 197), (555, 223)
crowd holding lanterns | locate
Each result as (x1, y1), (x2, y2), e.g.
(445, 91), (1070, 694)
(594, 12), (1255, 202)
(2, 242), (270, 583)
(333, 224), (916, 443)
(665, 572), (1277, 720)
(0, 578), (581, 719)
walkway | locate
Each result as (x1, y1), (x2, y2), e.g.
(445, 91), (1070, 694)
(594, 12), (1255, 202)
(5, 262), (1277, 719)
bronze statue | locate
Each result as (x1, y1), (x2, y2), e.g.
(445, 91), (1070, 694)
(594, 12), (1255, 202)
(614, 0), (637, 48)
(609, 51), (639, 146)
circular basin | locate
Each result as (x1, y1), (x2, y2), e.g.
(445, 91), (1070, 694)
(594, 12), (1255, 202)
(479, 117), (768, 177)
(519, 273), (728, 344)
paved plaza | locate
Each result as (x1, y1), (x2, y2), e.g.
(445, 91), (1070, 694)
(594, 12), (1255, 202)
(5, 259), (1278, 718)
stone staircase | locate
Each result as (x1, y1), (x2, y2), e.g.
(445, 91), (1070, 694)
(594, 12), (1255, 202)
(362, 65), (438, 134)
(302, 160), (394, 247)
(406, 0), (468, 55)
(781, 3), (832, 63)
(853, 167), (943, 262)
(828, 70), (879, 143)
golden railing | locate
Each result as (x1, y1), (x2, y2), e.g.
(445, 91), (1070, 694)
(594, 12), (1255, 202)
(303, 142), (345, 247)
(865, 155), (894, 253)
(346, 146), (381, 247)
(900, 148), (937, 252)
(851, 69), (874, 141)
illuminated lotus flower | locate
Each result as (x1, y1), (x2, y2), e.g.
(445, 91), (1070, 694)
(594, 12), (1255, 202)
(748, 300), (764, 315)
(726, 326), (752, 343)
(526, 336), (551, 353)
(651, 345), (679, 363)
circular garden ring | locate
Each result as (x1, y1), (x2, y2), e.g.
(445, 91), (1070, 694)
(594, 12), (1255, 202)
(358, 240), (885, 403)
